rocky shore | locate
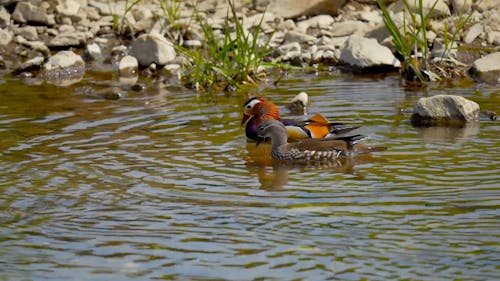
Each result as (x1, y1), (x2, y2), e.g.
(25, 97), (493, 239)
(0, 0), (499, 88)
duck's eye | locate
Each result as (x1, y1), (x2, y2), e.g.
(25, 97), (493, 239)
(259, 126), (264, 131)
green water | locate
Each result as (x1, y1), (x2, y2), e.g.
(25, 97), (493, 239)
(0, 73), (499, 280)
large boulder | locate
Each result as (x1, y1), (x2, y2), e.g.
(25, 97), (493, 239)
(468, 52), (500, 84)
(268, 0), (347, 18)
(410, 95), (480, 126)
(129, 33), (176, 67)
(339, 34), (400, 70)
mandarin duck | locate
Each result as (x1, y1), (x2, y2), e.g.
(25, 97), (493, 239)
(257, 119), (386, 162)
(242, 96), (359, 142)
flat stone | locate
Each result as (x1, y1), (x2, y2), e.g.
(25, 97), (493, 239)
(48, 32), (87, 48)
(296, 15), (334, 32)
(16, 56), (44, 73)
(129, 33), (176, 66)
(329, 21), (368, 37)
(268, 0), (347, 18)
(339, 34), (400, 70)
(468, 51), (500, 84)
(411, 95), (480, 126)
(284, 30), (318, 45)
(44, 50), (85, 71)
(15, 26), (38, 41)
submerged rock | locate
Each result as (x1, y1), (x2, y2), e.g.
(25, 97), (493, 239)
(411, 95), (480, 127)
(41, 50), (85, 85)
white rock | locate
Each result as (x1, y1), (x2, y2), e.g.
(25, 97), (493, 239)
(130, 33), (176, 66)
(340, 34), (400, 69)
(44, 50), (85, 71)
(329, 21), (368, 37)
(86, 43), (102, 60)
(119, 55), (138, 78)
(411, 95), (480, 126)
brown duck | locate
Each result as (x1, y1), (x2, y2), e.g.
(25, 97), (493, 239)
(257, 119), (385, 161)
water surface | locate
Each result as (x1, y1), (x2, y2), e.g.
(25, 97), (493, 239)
(0, 72), (499, 280)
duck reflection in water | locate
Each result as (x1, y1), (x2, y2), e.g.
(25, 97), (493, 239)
(244, 141), (382, 190)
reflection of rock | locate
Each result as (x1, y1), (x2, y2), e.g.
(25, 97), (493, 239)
(411, 95), (480, 126)
(415, 123), (480, 144)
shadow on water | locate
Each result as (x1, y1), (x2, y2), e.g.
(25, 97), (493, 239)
(0, 72), (499, 280)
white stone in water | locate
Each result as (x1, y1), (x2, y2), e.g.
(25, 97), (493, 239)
(119, 55), (138, 78)
(86, 43), (102, 60)
(411, 95), (480, 126)
(44, 51), (84, 71)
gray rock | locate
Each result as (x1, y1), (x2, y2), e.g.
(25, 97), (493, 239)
(277, 42), (301, 56)
(339, 34), (400, 69)
(0, 28), (12, 46)
(12, 2), (55, 25)
(268, 0), (347, 18)
(48, 32), (87, 48)
(464, 23), (483, 44)
(468, 51), (500, 84)
(0, 6), (11, 28)
(411, 95), (480, 126)
(15, 36), (50, 56)
(450, 0), (472, 14)
(118, 55), (138, 78)
(129, 33), (176, 66)
(15, 26), (38, 41)
(284, 30), (318, 45)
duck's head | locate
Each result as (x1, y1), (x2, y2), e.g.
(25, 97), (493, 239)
(241, 97), (280, 125)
